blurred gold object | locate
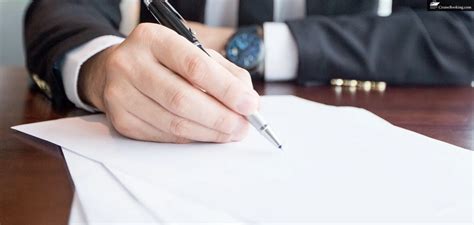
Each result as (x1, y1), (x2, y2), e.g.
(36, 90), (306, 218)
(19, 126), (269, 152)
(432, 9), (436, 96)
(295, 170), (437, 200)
(374, 81), (387, 92)
(330, 79), (344, 86)
(330, 79), (386, 92)
(344, 80), (358, 87)
(361, 81), (372, 91)
(32, 74), (52, 98)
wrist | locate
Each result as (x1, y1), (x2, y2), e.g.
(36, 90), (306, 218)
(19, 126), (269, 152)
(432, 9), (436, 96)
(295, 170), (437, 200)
(78, 45), (118, 111)
(205, 26), (234, 54)
(216, 28), (235, 53)
(224, 25), (265, 79)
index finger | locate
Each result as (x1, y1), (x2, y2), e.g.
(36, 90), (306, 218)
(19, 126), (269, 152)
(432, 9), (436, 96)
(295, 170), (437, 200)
(151, 27), (260, 116)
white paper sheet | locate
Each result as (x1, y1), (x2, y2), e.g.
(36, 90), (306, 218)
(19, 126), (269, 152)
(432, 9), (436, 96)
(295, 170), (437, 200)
(69, 192), (88, 225)
(63, 148), (159, 225)
(13, 96), (473, 224)
(64, 147), (252, 225)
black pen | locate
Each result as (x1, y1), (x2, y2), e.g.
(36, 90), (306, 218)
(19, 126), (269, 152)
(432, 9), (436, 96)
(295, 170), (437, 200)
(143, 0), (283, 149)
(144, 0), (208, 55)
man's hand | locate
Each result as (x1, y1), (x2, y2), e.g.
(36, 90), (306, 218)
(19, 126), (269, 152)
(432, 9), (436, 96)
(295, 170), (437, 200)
(78, 23), (258, 143)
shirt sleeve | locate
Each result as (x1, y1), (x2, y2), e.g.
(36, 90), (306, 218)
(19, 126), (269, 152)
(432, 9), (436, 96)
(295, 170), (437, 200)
(263, 22), (299, 81)
(61, 35), (125, 112)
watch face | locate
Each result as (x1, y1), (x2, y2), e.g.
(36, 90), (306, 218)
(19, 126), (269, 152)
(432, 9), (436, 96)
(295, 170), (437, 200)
(226, 32), (263, 70)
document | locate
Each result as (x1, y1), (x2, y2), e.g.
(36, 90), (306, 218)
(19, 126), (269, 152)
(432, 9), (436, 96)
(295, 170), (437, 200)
(13, 96), (473, 224)
(63, 149), (158, 225)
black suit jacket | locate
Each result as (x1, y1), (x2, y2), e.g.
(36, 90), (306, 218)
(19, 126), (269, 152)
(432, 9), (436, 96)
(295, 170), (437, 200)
(24, 0), (473, 107)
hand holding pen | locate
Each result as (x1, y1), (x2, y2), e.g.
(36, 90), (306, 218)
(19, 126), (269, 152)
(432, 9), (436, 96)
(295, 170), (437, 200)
(77, 0), (274, 145)
(144, 0), (282, 149)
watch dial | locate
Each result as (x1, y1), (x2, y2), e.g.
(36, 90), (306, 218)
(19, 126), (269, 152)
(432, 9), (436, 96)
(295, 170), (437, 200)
(226, 33), (262, 70)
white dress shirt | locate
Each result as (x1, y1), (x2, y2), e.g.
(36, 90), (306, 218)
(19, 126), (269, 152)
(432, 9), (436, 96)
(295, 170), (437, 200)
(62, 0), (391, 111)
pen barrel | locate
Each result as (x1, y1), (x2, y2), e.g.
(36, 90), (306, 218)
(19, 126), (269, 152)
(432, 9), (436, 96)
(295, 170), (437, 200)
(246, 112), (268, 132)
(146, 0), (197, 43)
(247, 113), (282, 149)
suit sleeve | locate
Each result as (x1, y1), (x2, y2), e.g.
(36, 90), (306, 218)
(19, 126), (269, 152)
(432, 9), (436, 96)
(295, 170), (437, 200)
(24, 0), (124, 107)
(286, 9), (473, 86)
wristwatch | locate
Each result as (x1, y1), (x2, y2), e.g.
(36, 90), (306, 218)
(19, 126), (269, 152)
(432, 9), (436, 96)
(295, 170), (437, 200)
(225, 25), (265, 79)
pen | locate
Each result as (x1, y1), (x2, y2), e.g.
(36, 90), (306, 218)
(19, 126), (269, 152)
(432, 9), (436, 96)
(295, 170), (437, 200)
(143, 0), (283, 149)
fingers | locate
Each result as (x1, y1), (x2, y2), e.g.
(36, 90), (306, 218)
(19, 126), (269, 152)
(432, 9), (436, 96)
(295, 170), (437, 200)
(206, 49), (253, 89)
(122, 84), (248, 142)
(132, 59), (249, 137)
(99, 23), (255, 144)
(103, 78), (248, 143)
(148, 26), (260, 116)
(105, 101), (191, 143)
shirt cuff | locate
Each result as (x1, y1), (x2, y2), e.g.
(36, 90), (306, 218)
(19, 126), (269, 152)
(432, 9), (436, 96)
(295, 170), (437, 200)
(61, 35), (125, 112)
(263, 22), (299, 81)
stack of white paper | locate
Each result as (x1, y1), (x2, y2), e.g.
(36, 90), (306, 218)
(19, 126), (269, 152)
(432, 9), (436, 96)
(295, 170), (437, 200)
(13, 96), (473, 225)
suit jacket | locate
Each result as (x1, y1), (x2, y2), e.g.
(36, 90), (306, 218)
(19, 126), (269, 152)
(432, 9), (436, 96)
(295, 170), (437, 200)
(24, 0), (473, 107)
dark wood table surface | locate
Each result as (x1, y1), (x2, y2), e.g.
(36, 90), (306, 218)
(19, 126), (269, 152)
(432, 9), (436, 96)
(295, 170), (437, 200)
(0, 66), (472, 225)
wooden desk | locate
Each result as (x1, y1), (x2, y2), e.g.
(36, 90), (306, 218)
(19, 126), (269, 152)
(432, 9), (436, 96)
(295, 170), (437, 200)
(0, 67), (472, 224)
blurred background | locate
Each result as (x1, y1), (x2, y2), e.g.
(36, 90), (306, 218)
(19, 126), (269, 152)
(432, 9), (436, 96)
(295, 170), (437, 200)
(0, 0), (396, 67)
(0, 0), (29, 66)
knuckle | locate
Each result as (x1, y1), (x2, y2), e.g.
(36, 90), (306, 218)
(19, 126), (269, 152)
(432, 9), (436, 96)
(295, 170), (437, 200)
(132, 23), (168, 50)
(168, 90), (188, 113)
(103, 84), (121, 102)
(111, 115), (132, 136)
(133, 23), (156, 38)
(221, 81), (236, 100)
(185, 54), (207, 83)
(169, 118), (187, 136)
(105, 50), (130, 73)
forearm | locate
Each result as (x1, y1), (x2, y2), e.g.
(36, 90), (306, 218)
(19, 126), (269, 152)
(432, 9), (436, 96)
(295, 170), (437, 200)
(286, 10), (473, 85)
(24, 0), (124, 106)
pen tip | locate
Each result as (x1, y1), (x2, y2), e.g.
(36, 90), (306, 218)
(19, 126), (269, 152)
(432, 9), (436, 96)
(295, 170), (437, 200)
(278, 145), (283, 150)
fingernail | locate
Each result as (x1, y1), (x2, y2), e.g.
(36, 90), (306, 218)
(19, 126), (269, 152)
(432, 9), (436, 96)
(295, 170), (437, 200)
(236, 92), (259, 115)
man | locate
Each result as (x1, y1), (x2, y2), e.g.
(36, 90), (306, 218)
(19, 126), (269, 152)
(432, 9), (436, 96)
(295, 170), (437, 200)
(24, 0), (473, 144)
